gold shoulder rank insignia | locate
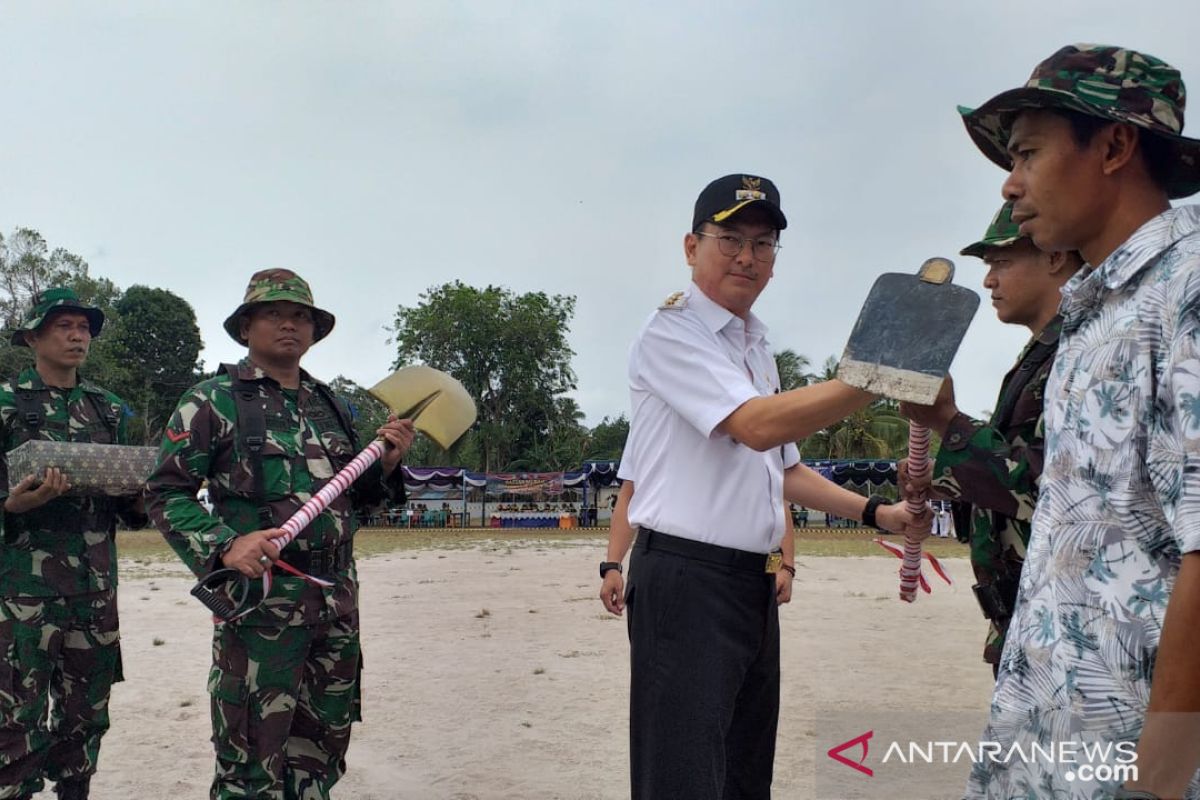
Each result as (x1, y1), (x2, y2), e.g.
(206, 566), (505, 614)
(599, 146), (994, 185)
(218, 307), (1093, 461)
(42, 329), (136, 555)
(659, 290), (687, 310)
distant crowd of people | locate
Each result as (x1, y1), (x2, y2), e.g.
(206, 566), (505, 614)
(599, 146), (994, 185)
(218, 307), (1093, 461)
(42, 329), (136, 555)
(788, 500), (955, 536)
(493, 501), (578, 513)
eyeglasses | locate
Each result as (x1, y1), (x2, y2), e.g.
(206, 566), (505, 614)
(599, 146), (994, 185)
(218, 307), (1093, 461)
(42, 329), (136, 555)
(694, 231), (781, 262)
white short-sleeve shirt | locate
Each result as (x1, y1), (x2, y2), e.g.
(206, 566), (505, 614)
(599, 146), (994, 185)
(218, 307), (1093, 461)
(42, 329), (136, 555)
(620, 283), (801, 553)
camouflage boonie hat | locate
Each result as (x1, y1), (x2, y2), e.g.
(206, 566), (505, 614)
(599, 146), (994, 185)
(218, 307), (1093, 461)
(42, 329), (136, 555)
(223, 269), (336, 345)
(10, 286), (105, 347)
(959, 44), (1200, 199)
(960, 202), (1027, 258)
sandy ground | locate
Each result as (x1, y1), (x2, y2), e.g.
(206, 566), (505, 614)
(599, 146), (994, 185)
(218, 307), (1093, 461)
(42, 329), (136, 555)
(30, 539), (997, 799)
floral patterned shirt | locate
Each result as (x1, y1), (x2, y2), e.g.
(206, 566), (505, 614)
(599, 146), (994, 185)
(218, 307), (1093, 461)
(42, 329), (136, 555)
(967, 206), (1200, 799)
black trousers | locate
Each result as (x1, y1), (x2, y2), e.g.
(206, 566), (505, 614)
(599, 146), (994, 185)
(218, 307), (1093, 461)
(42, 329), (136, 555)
(627, 536), (780, 800)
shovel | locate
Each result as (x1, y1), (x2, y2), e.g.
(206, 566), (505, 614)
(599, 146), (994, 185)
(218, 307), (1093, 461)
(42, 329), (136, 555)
(191, 365), (477, 621)
(838, 257), (979, 405)
(837, 258), (978, 602)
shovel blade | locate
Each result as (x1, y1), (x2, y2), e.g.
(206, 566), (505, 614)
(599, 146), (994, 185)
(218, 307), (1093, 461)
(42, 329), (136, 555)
(368, 365), (477, 450)
(838, 264), (980, 404)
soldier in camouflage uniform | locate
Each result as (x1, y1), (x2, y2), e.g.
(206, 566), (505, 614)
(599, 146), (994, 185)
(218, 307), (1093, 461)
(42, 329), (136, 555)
(0, 288), (147, 800)
(898, 204), (1081, 675)
(144, 269), (414, 800)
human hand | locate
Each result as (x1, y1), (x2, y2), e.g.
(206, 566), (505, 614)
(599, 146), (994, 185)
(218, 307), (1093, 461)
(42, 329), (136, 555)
(599, 569), (625, 616)
(378, 415), (417, 474)
(3, 468), (71, 514)
(220, 529), (284, 578)
(898, 376), (959, 436)
(897, 458), (931, 505)
(876, 502), (932, 541)
(775, 567), (794, 605)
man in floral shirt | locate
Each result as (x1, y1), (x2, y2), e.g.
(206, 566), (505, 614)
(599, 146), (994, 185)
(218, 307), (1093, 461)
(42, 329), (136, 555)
(957, 44), (1200, 799)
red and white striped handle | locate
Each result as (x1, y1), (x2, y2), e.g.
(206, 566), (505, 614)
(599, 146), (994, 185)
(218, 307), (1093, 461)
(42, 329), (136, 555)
(199, 439), (389, 620)
(274, 439), (387, 549)
(899, 424), (932, 602)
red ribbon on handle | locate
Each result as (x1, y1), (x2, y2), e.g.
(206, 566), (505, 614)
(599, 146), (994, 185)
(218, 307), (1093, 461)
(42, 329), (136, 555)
(871, 423), (952, 601)
(874, 537), (952, 596)
(197, 439), (391, 622)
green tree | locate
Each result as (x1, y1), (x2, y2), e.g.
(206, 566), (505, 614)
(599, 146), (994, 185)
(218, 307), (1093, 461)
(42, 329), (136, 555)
(526, 396), (589, 471)
(826, 399), (909, 459)
(587, 414), (629, 461)
(795, 356), (911, 460)
(0, 228), (91, 328)
(774, 349), (813, 391)
(328, 376), (389, 449)
(0, 228), (95, 378)
(391, 281), (577, 472)
(0, 230), (207, 444)
(96, 286), (204, 444)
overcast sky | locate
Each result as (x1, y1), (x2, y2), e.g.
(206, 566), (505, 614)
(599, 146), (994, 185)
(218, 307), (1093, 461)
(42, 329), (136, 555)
(3, 2), (1199, 433)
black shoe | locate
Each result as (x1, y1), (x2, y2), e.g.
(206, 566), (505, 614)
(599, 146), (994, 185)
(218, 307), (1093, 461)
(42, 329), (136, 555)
(54, 776), (91, 800)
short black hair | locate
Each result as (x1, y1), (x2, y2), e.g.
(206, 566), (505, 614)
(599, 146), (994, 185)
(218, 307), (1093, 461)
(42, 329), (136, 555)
(1050, 108), (1174, 194)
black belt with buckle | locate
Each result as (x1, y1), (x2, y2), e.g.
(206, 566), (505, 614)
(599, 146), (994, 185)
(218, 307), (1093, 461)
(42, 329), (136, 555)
(972, 577), (1020, 624)
(274, 540), (354, 578)
(638, 528), (780, 573)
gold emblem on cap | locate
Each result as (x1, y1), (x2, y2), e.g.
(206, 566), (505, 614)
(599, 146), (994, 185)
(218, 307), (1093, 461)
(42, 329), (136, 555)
(734, 176), (766, 202)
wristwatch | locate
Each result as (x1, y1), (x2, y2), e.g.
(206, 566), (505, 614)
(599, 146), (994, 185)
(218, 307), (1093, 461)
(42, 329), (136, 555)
(862, 494), (891, 530)
(599, 561), (623, 578)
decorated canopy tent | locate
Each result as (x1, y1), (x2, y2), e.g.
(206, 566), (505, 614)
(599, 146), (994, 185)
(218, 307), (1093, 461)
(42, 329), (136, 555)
(401, 467), (484, 499)
(398, 460), (895, 498)
(389, 459), (897, 525)
(804, 460), (897, 494)
(580, 460), (621, 487)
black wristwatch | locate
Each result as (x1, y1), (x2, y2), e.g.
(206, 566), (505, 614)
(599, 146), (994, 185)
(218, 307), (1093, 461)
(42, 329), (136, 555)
(599, 561), (623, 578)
(862, 494), (891, 530)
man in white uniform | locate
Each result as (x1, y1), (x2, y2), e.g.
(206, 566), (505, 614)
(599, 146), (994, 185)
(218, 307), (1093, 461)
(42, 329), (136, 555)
(599, 173), (929, 799)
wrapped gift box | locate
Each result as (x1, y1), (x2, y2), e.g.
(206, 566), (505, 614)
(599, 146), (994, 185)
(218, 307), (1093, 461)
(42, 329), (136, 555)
(6, 440), (160, 496)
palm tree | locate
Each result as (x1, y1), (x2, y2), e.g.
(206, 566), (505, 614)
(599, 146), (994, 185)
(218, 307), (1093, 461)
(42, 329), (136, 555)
(773, 349), (813, 391)
(798, 356), (837, 458)
(796, 357), (910, 460)
(825, 400), (909, 459)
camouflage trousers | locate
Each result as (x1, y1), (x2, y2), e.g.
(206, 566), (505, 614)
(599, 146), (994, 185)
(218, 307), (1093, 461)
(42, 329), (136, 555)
(0, 590), (122, 800)
(208, 610), (362, 800)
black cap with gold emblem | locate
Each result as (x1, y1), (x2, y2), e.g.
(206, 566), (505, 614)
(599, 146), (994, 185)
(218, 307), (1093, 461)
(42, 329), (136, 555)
(692, 173), (787, 231)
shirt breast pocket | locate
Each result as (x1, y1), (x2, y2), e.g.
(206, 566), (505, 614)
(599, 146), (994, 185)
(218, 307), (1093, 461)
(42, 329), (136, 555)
(227, 413), (299, 500)
(1062, 334), (1146, 454)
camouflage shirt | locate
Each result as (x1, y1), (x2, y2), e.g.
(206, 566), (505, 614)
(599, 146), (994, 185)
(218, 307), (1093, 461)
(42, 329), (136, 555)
(0, 367), (146, 598)
(931, 316), (1061, 663)
(144, 359), (402, 627)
